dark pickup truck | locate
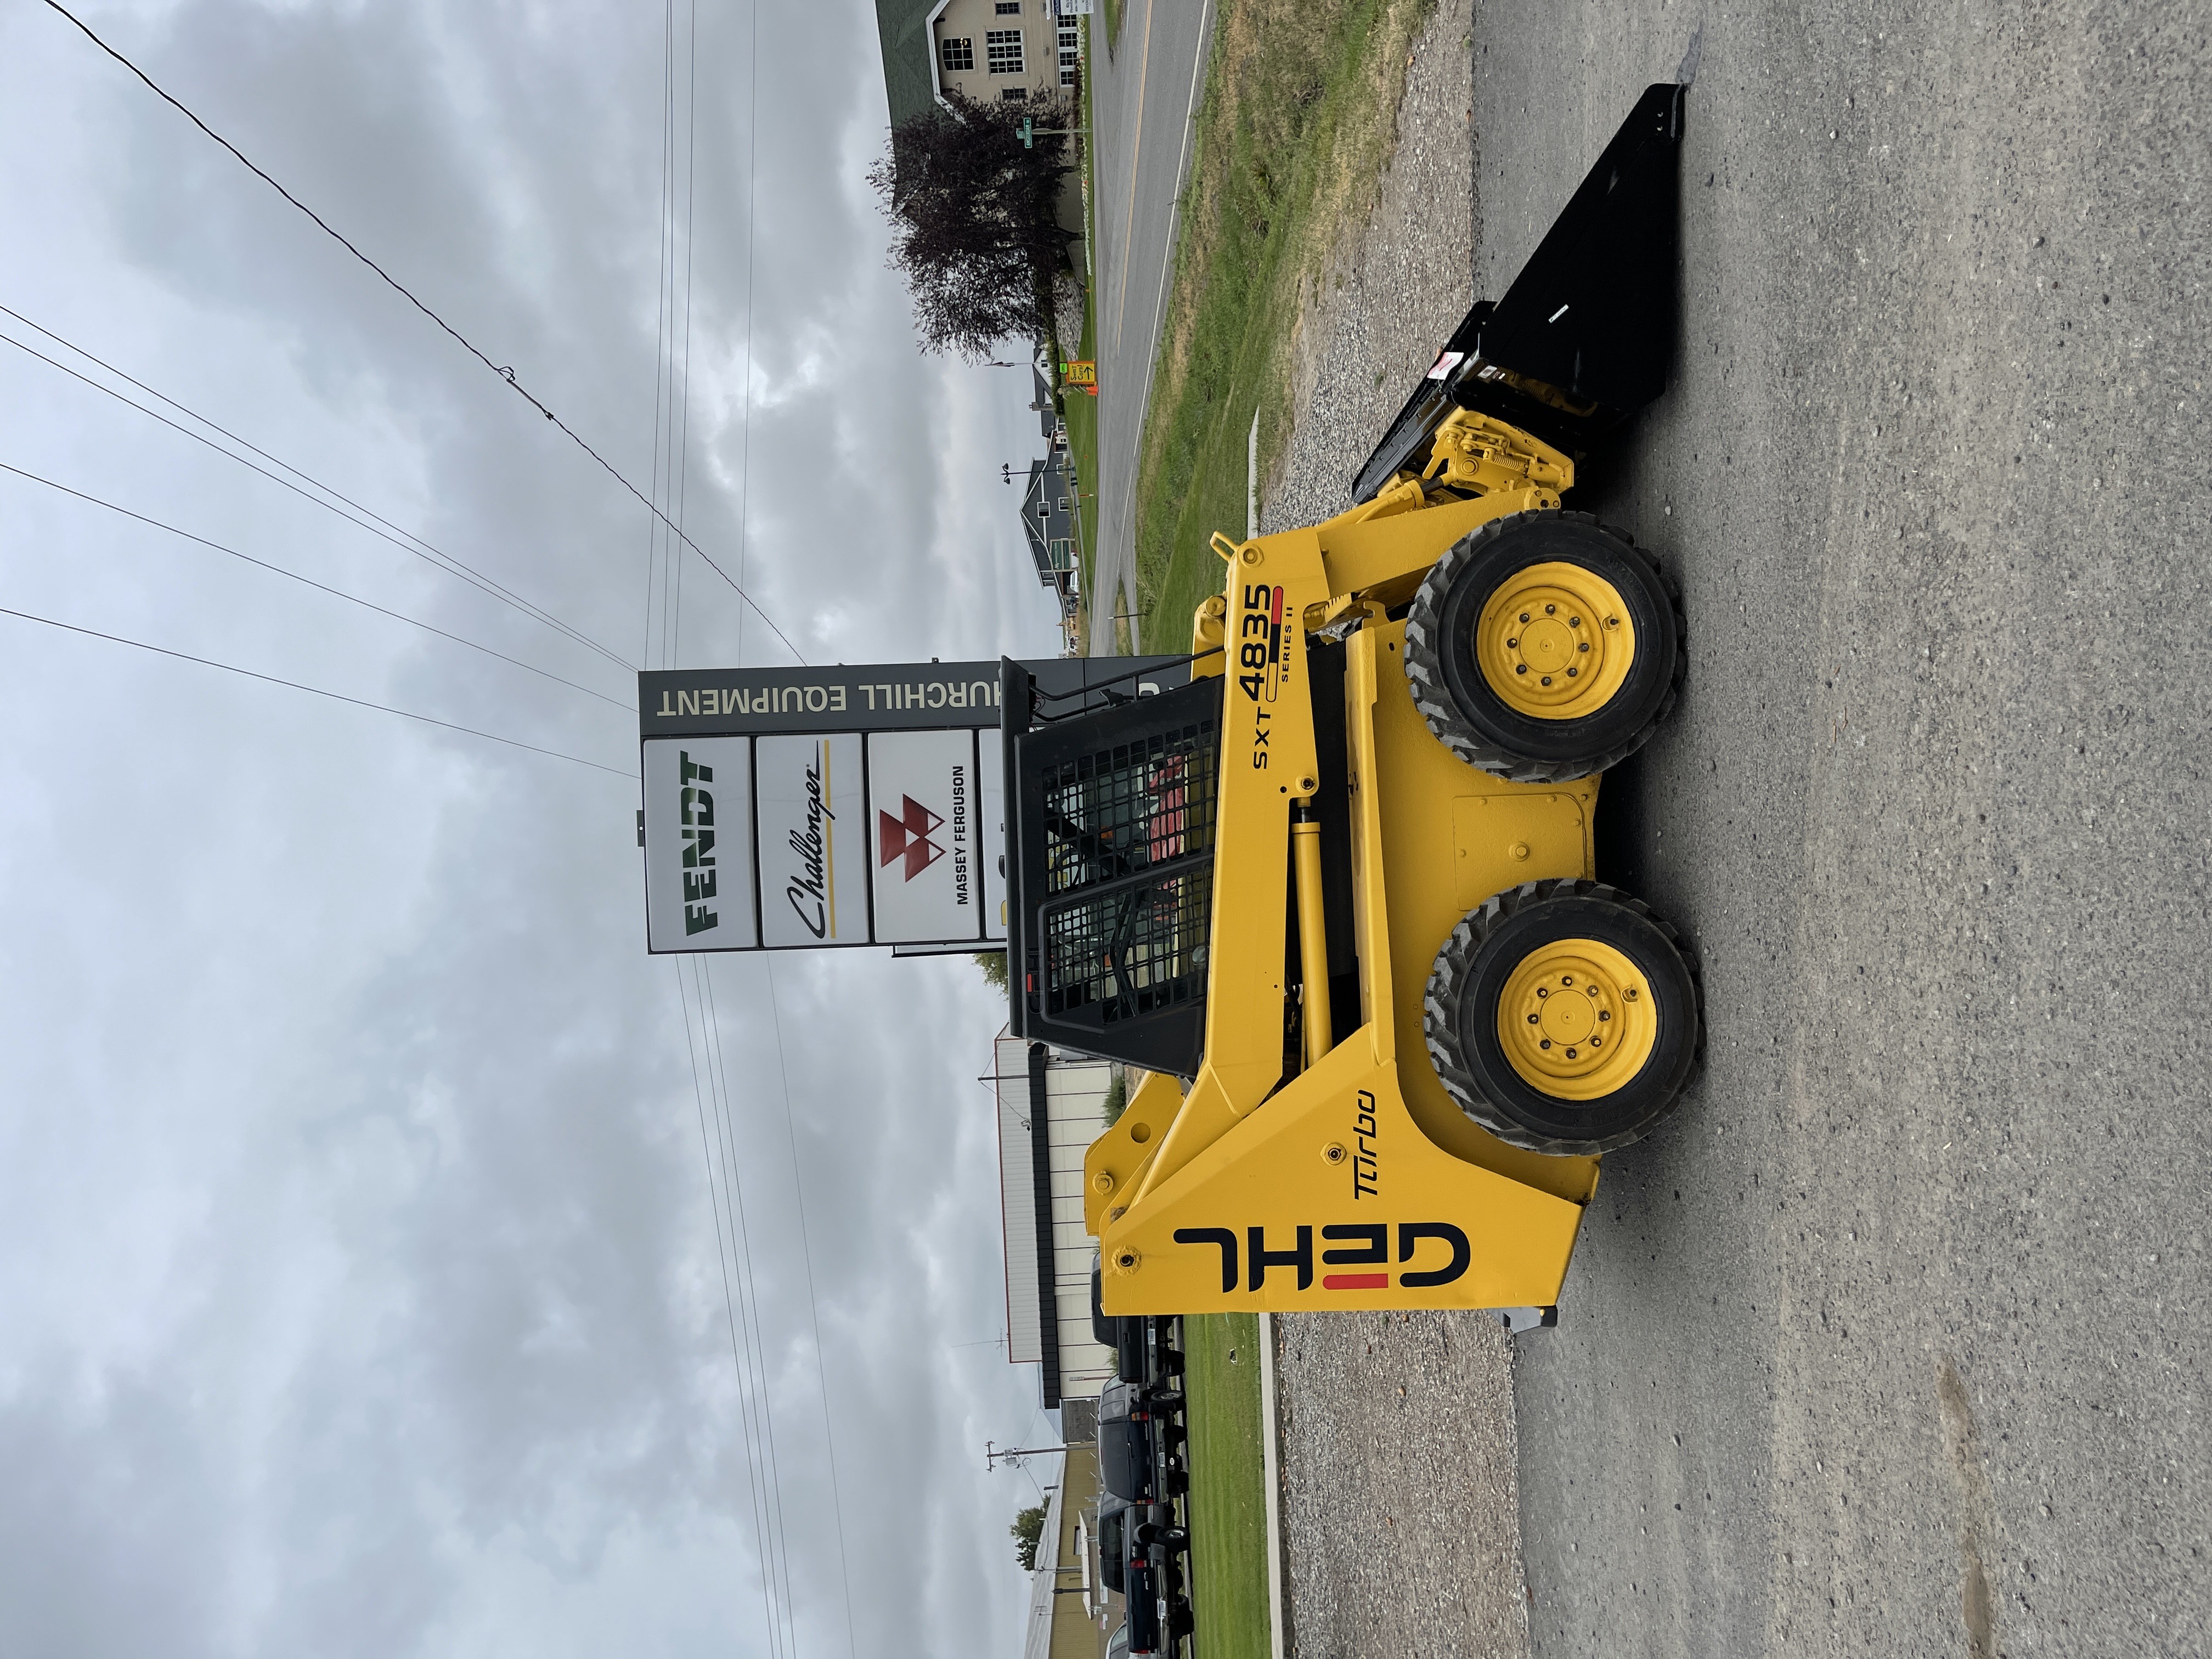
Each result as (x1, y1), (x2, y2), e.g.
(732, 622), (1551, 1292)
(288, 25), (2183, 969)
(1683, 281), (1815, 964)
(1098, 1496), (1190, 1657)
(1098, 1378), (1186, 1506)
(1098, 1378), (1191, 1657)
(1092, 1264), (1184, 1389)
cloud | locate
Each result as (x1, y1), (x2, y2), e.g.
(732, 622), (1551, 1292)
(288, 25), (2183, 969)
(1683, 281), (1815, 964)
(0, 1), (1070, 1654)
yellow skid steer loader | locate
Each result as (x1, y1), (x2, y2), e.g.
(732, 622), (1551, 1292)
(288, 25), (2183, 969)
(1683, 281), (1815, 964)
(1003, 87), (1696, 1322)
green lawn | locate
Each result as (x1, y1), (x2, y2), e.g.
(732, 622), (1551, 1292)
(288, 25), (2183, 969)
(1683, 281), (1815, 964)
(1129, 0), (1433, 652)
(1182, 1313), (1269, 1659)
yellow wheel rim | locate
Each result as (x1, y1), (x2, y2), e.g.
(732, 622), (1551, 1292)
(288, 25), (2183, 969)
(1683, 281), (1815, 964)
(1474, 561), (1637, 721)
(1495, 937), (1658, 1101)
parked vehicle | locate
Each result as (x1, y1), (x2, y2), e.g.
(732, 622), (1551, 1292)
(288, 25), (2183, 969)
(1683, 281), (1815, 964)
(1098, 1501), (1162, 1656)
(1091, 1262), (1184, 1385)
(1098, 1379), (1186, 1508)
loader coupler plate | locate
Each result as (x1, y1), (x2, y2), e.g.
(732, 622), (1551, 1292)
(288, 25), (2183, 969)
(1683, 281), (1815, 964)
(1350, 82), (1685, 500)
(1097, 1041), (1585, 1316)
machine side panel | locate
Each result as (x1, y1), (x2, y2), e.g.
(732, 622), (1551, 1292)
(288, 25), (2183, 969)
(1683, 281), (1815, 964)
(1362, 624), (1601, 1206)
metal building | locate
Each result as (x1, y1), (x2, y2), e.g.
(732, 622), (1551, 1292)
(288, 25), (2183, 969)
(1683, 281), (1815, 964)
(994, 1032), (1117, 1407)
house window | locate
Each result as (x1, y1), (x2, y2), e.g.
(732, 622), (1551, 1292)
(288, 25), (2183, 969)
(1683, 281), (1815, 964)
(985, 29), (1024, 74)
(995, 1), (1020, 12)
(1001, 87), (1028, 101)
(940, 36), (974, 72)
(1059, 26), (1080, 84)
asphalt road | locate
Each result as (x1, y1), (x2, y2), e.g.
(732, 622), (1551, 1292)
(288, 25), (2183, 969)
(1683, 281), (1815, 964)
(1458, 7), (2212, 1656)
(1082, 0), (1214, 651)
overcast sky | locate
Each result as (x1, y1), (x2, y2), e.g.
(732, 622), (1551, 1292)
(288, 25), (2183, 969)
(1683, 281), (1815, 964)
(0, 2), (1070, 1655)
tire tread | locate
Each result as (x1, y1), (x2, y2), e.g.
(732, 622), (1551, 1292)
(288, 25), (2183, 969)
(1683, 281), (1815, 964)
(1424, 877), (1706, 1156)
(1404, 509), (1687, 782)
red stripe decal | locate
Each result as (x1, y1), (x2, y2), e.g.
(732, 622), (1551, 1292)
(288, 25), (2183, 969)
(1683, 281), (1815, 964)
(1323, 1273), (1389, 1290)
(1269, 587), (1284, 627)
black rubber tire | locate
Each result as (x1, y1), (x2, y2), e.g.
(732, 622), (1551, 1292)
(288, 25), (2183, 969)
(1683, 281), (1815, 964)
(1424, 878), (1703, 1156)
(1404, 510), (1685, 782)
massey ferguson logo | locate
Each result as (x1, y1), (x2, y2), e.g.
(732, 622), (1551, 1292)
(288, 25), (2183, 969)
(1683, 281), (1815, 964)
(877, 794), (945, 881)
(1170, 1221), (1471, 1293)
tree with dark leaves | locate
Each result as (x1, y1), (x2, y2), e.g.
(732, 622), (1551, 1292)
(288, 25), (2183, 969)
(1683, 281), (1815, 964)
(871, 92), (1074, 360)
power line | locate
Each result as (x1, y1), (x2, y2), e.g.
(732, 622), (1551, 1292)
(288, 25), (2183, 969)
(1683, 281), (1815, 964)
(733, 0), (763, 669)
(674, 961), (788, 1658)
(0, 309), (634, 674)
(761, 957), (862, 1659)
(40, 0), (809, 667)
(0, 601), (633, 777)
(668, 0), (700, 674)
(699, 959), (805, 1659)
(639, 2), (675, 672)
(0, 459), (632, 712)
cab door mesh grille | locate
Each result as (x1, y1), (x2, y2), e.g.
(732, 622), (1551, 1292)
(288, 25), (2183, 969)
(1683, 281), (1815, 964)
(1011, 678), (1222, 1073)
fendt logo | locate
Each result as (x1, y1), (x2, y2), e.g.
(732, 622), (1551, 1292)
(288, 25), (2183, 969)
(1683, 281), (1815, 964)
(678, 750), (719, 936)
(877, 794), (945, 882)
(1170, 1221), (1471, 1293)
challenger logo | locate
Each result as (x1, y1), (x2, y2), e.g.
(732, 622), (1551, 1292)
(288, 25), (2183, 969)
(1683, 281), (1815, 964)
(877, 794), (945, 882)
(1170, 1221), (1471, 1293)
(785, 743), (836, 940)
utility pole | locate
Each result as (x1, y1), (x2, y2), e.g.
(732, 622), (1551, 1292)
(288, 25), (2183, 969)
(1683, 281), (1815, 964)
(985, 1440), (1069, 1471)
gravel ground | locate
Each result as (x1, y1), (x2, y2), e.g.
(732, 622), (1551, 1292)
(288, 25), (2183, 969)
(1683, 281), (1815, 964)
(1265, 0), (1480, 539)
(1274, 1309), (1528, 1659)
(1267, 7), (1537, 1659)
(1271, 3), (2212, 1657)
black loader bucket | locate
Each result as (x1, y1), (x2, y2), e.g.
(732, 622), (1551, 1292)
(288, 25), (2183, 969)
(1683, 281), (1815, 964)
(1350, 83), (1685, 502)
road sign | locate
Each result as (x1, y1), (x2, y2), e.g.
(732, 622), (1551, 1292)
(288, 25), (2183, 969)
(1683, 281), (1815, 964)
(1060, 360), (1096, 385)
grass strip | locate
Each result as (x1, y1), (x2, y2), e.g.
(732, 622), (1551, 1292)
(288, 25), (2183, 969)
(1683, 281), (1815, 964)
(1183, 1312), (1268, 1659)
(1130, 0), (1433, 652)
